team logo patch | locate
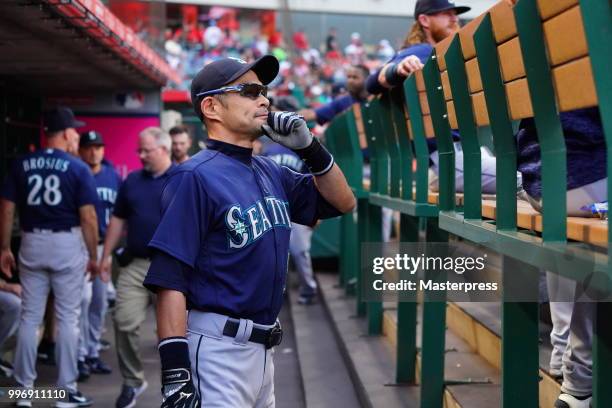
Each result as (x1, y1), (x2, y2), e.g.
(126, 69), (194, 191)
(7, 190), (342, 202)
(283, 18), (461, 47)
(225, 197), (291, 249)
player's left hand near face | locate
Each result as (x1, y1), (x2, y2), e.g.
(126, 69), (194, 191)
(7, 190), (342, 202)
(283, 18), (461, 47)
(0, 249), (15, 279)
(262, 111), (313, 150)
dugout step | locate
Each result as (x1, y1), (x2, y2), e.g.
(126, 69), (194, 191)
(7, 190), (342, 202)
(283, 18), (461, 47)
(382, 304), (501, 408)
(288, 279), (362, 408)
(317, 272), (420, 408)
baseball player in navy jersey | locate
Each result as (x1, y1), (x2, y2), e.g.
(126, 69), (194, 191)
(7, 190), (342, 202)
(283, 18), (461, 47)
(0, 107), (98, 407)
(143, 55), (355, 407)
(77, 130), (120, 380)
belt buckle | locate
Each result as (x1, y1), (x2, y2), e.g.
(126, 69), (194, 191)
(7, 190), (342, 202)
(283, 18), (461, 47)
(266, 324), (283, 349)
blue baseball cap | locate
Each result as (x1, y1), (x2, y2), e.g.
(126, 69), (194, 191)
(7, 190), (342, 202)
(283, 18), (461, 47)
(190, 55), (279, 118)
(414, 0), (471, 18)
(79, 130), (105, 147)
(43, 106), (85, 133)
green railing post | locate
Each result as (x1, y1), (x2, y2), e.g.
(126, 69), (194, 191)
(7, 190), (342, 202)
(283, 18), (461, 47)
(474, 14), (517, 231)
(445, 35), (484, 220)
(361, 101), (384, 334)
(420, 217), (448, 408)
(396, 214), (418, 384)
(475, 13), (539, 408)
(404, 76), (431, 205)
(390, 87), (415, 201)
(356, 196), (369, 317)
(579, 1), (612, 407)
(514, 0), (567, 242)
(380, 92), (402, 198)
(423, 51), (455, 212)
(501, 256), (540, 408)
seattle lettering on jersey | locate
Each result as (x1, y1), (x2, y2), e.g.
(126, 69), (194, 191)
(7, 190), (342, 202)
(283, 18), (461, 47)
(225, 196), (291, 249)
(22, 154), (70, 173)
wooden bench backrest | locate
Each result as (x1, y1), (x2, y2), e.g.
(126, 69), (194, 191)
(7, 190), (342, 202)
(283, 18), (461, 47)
(434, 0), (597, 128)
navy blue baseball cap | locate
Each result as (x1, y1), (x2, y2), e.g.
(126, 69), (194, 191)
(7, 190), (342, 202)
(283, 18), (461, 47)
(79, 130), (105, 147)
(190, 55), (279, 116)
(414, 0), (471, 18)
(43, 106), (85, 133)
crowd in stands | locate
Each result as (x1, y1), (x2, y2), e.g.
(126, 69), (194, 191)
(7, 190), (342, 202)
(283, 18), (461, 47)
(163, 19), (398, 117)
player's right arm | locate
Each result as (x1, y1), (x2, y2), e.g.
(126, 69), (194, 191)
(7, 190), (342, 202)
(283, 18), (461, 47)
(0, 199), (16, 279)
(144, 172), (203, 407)
(79, 204), (99, 277)
(156, 287), (198, 407)
(99, 215), (125, 282)
(156, 289), (187, 339)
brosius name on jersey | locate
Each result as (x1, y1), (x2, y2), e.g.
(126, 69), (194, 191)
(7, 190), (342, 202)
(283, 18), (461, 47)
(225, 196), (291, 249)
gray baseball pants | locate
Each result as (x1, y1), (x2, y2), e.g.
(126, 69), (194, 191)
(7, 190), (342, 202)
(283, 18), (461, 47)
(78, 245), (108, 361)
(13, 229), (86, 389)
(289, 223), (316, 298)
(530, 178), (606, 397)
(0, 290), (21, 350)
(187, 311), (275, 407)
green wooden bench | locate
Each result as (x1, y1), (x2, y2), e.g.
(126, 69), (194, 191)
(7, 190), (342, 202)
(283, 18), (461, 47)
(331, 0), (611, 407)
(421, 0), (611, 407)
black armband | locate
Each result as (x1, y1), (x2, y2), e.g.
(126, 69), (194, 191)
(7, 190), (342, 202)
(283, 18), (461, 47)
(384, 63), (405, 87)
(158, 336), (190, 373)
(294, 137), (335, 176)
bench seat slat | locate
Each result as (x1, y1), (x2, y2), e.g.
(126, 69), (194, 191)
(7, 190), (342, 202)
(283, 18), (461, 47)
(419, 91), (430, 115)
(497, 37), (525, 83)
(459, 14), (486, 60)
(537, 0), (578, 21)
(441, 70), (453, 101)
(446, 101), (458, 129)
(434, 34), (455, 71)
(468, 56), (596, 124)
(482, 200), (607, 247)
(490, 0), (518, 43)
(543, 5), (588, 67)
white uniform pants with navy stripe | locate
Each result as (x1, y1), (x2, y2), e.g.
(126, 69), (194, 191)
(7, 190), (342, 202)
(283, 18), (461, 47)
(289, 224), (316, 298)
(187, 311), (275, 407)
(529, 178), (607, 397)
(14, 229), (86, 389)
(78, 245), (108, 361)
(0, 290), (21, 350)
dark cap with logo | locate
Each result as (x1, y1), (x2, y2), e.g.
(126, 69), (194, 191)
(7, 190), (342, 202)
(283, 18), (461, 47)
(414, 0), (471, 18)
(79, 130), (105, 147)
(190, 55), (279, 118)
(43, 106), (85, 133)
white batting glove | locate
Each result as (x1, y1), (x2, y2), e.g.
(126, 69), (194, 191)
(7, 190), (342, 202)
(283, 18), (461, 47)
(262, 111), (313, 150)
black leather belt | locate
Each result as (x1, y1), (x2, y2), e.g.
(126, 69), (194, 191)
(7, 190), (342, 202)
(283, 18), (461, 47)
(23, 227), (72, 233)
(223, 319), (283, 349)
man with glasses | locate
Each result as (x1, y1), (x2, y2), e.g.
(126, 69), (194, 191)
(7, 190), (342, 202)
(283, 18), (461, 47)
(99, 127), (174, 408)
(143, 55), (355, 407)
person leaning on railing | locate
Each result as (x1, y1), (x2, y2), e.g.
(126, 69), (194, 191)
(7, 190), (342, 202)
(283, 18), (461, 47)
(365, 0), (501, 195)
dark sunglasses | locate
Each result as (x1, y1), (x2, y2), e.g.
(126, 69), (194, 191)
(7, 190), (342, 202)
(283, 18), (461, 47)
(196, 83), (268, 99)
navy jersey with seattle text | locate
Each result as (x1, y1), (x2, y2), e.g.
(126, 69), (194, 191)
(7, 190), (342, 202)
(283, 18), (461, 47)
(92, 161), (122, 238)
(144, 139), (341, 325)
(0, 148), (98, 231)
